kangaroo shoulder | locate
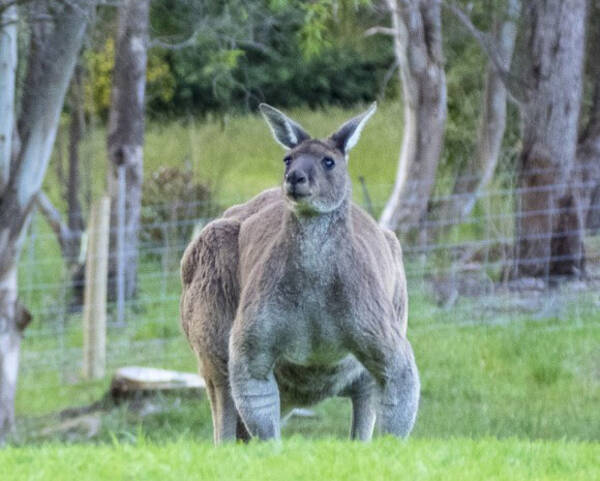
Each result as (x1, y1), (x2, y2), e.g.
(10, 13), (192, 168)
(239, 200), (285, 245)
(223, 187), (282, 221)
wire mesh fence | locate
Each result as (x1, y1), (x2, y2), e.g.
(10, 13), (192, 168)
(15, 180), (600, 417)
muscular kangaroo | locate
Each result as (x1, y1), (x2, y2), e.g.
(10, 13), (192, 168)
(180, 103), (419, 443)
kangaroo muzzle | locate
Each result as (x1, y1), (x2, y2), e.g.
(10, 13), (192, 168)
(285, 169), (311, 198)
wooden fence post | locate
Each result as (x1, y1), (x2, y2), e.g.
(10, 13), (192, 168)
(83, 196), (110, 379)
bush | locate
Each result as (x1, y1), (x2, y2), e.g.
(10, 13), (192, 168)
(141, 166), (218, 258)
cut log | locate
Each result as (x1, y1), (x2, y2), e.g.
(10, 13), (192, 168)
(110, 366), (205, 399)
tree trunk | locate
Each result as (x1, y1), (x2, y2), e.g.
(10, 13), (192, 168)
(0, 265), (19, 443)
(68, 65), (86, 245)
(0, 3), (17, 195)
(107, 0), (150, 300)
(0, 2), (22, 444)
(513, 0), (587, 280)
(576, 0), (600, 233)
(379, 0), (447, 232)
(445, 0), (519, 224)
(67, 65), (86, 307)
(0, 0), (94, 442)
(0, 264), (32, 443)
(577, 76), (600, 233)
(36, 65), (87, 308)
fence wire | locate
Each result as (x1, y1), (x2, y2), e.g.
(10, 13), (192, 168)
(15, 181), (600, 413)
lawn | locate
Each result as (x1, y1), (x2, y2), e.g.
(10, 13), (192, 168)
(13, 297), (600, 444)
(2, 438), (599, 481)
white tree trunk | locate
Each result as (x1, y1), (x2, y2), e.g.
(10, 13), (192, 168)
(107, 0), (150, 300)
(0, 0), (95, 441)
(513, 0), (587, 279)
(379, 0), (447, 232)
(0, 2), (20, 444)
(0, 266), (19, 443)
(0, 4), (17, 194)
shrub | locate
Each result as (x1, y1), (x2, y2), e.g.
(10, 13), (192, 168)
(141, 166), (219, 260)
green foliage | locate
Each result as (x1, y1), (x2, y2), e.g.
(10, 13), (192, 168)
(299, 1), (335, 57)
(83, 37), (114, 119)
(146, 51), (177, 105)
(143, 0), (393, 115)
(84, 37), (177, 120)
(297, 0), (373, 58)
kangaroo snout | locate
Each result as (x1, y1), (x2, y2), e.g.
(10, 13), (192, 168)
(286, 169), (307, 186)
(285, 168), (311, 198)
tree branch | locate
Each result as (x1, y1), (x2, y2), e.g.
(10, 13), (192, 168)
(364, 25), (396, 37)
(36, 191), (73, 257)
(444, 0), (528, 105)
(149, 26), (203, 50)
(0, 3), (17, 194)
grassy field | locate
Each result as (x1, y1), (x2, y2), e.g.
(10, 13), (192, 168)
(2, 438), (599, 481)
(49, 102), (407, 208)
(9, 103), (599, 477)
(13, 293), (600, 444)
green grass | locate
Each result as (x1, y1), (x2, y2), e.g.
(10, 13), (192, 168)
(14, 298), (600, 444)
(2, 438), (599, 481)
(46, 102), (407, 212)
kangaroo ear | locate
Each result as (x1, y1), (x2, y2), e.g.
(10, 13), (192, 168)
(259, 103), (311, 149)
(330, 102), (377, 154)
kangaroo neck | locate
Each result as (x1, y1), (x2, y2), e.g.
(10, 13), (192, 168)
(282, 197), (351, 251)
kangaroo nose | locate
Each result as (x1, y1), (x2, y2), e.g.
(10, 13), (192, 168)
(286, 170), (307, 186)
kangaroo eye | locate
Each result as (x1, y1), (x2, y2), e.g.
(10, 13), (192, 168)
(283, 155), (292, 166)
(322, 156), (335, 170)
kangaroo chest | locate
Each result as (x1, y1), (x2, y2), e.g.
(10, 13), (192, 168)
(271, 239), (353, 358)
(273, 260), (363, 404)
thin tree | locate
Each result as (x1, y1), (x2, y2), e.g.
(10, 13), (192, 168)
(36, 64), (88, 309)
(0, 0), (95, 442)
(106, 0), (150, 301)
(372, 0), (447, 232)
(442, 0), (520, 225)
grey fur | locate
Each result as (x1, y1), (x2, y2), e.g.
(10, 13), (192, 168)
(180, 104), (419, 443)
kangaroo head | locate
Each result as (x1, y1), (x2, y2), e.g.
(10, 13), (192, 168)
(259, 103), (377, 215)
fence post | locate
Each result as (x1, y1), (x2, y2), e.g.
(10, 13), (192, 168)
(83, 196), (110, 380)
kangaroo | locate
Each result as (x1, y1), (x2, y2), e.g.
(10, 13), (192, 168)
(180, 103), (420, 443)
